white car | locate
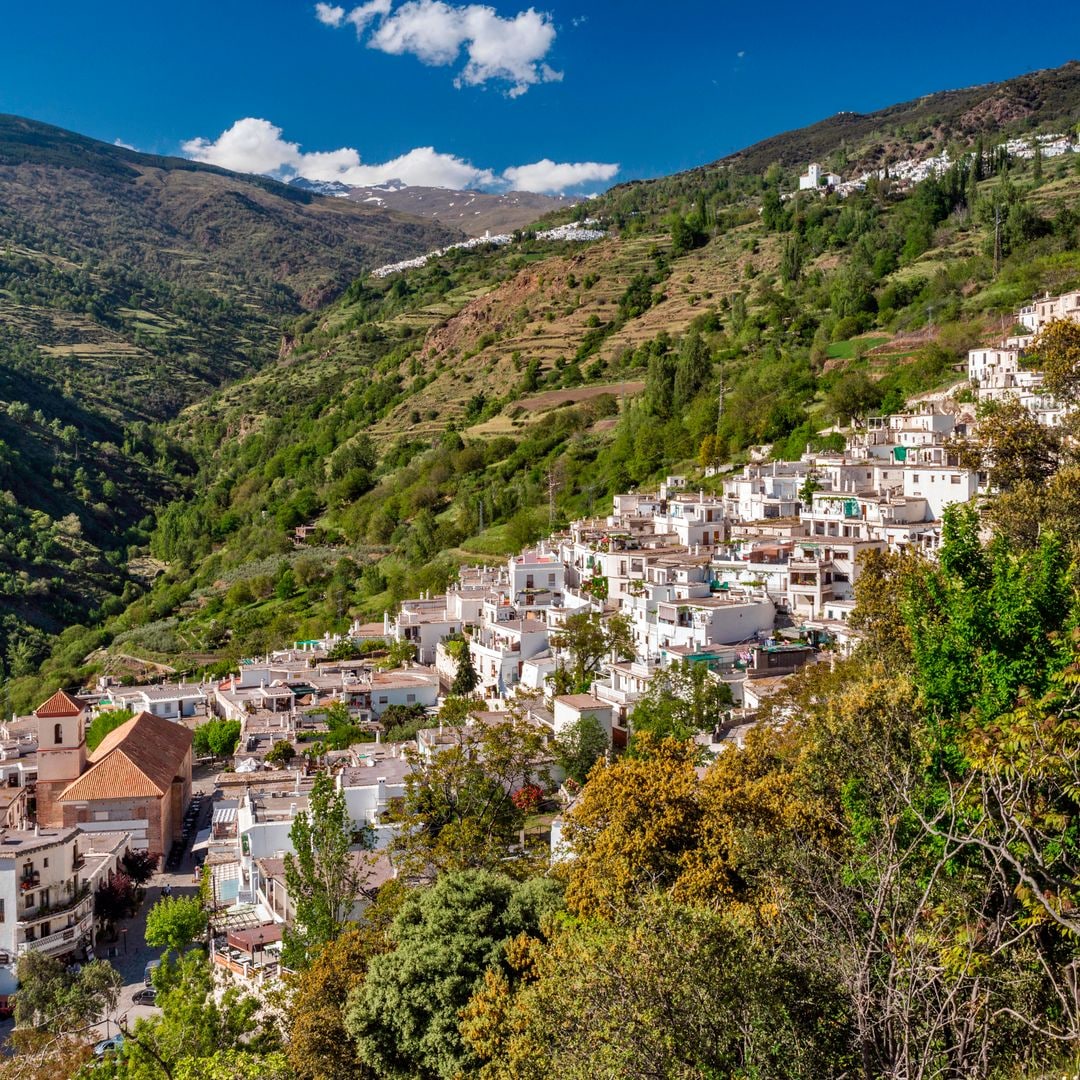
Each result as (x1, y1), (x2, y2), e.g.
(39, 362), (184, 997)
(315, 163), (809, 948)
(93, 1033), (124, 1057)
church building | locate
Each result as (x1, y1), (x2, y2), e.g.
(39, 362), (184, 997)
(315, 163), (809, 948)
(33, 691), (193, 854)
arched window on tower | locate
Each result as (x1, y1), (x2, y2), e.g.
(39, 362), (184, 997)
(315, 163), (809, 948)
(53, 723), (63, 745)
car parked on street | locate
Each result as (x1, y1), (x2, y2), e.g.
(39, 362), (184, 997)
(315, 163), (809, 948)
(93, 1034), (124, 1057)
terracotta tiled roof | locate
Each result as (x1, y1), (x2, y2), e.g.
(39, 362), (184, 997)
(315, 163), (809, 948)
(59, 711), (192, 804)
(59, 751), (170, 801)
(35, 689), (87, 717)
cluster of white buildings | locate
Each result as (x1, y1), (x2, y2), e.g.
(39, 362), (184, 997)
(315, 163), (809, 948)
(370, 219), (606, 278)
(797, 131), (1080, 200)
(353, 406), (984, 748)
(966, 288), (1080, 426)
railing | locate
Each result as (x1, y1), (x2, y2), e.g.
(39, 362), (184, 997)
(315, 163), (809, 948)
(21, 883), (91, 925)
(212, 950), (282, 985)
(18, 912), (93, 956)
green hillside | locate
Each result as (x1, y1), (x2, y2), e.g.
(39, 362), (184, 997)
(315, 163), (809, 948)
(0, 115), (462, 667)
(6, 63), (1080, 699)
(13, 103), (1080, 706)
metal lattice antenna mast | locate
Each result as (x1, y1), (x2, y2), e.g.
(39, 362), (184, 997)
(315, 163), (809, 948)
(546, 470), (559, 528)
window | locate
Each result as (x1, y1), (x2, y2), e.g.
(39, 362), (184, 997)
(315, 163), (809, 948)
(950, 475), (961, 485)
(53, 723), (63, 745)
(0, 899), (5, 923)
(43, 858), (48, 869)
(406, 694), (415, 704)
(378, 696), (388, 705)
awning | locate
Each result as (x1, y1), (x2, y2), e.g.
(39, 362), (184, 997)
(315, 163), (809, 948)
(190, 827), (213, 853)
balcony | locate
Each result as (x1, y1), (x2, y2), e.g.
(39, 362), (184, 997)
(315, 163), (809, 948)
(18, 912), (93, 957)
(20, 882), (91, 925)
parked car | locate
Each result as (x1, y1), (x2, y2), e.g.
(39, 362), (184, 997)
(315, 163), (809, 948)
(132, 987), (156, 1006)
(144, 959), (161, 987)
(93, 1034), (124, 1057)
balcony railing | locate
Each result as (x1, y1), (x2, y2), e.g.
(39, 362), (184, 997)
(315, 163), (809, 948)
(21, 882), (91, 925)
(18, 912), (93, 957)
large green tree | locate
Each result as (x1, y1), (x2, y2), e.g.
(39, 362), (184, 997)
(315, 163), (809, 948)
(550, 612), (633, 693)
(553, 715), (609, 785)
(283, 772), (369, 969)
(145, 894), (209, 955)
(116, 952), (281, 1078)
(629, 659), (733, 743)
(344, 870), (563, 1080)
(13, 953), (121, 1034)
(390, 715), (552, 881)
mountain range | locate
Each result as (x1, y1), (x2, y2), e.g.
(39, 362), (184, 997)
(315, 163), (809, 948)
(288, 176), (577, 238)
(3, 59), (1080, 695)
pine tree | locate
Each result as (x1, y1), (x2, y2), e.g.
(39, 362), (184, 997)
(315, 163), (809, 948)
(673, 329), (711, 411)
(451, 644), (479, 695)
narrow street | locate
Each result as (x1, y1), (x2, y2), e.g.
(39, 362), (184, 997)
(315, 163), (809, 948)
(92, 764), (219, 1041)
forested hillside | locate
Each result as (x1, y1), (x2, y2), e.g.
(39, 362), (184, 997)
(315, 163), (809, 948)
(0, 115), (461, 669)
(12, 86), (1080, 707)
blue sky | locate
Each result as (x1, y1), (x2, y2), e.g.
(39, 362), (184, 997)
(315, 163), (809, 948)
(0, 1), (1076, 193)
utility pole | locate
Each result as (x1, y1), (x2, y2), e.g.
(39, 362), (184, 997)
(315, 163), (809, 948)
(545, 470), (559, 529)
(716, 355), (727, 434)
(993, 203), (1002, 277)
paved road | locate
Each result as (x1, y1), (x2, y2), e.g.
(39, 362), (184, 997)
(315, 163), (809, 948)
(95, 766), (219, 1040)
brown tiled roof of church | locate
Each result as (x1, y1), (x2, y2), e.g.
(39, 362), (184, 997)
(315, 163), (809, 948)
(58, 711), (192, 804)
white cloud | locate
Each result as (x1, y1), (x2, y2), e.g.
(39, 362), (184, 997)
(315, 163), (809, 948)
(182, 117), (616, 194)
(315, 3), (346, 26)
(113, 138), (136, 151)
(182, 118), (304, 176)
(502, 158), (619, 193)
(321, 0), (560, 96)
(347, 0), (393, 31)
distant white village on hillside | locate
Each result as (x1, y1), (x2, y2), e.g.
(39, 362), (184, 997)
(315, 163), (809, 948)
(370, 220), (607, 278)
(797, 130), (1080, 198)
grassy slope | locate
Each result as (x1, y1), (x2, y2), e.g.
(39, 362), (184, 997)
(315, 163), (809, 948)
(10, 63), (1080, 704)
(0, 115), (461, 660)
